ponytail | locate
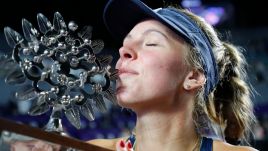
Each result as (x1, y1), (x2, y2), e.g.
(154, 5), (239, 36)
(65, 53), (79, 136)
(207, 42), (255, 144)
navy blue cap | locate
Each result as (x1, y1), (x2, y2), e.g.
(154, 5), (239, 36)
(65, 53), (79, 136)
(103, 0), (219, 97)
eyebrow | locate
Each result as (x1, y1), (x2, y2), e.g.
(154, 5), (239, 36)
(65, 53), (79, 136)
(143, 29), (169, 40)
(124, 28), (169, 42)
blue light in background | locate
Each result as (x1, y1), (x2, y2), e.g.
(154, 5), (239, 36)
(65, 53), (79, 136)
(201, 7), (225, 25)
(181, 0), (229, 26)
(181, 0), (202, 8)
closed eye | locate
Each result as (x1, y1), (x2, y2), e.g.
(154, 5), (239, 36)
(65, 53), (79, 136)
(145, 43), (158, 46)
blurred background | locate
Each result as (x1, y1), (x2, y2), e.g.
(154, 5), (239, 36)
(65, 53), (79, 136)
(0, 0), (267, 150)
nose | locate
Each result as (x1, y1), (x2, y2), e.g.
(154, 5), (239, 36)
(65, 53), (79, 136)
(118, 46), (136, 61)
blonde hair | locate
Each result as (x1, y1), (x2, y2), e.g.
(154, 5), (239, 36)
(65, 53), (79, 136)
(178, 8), (256, 144)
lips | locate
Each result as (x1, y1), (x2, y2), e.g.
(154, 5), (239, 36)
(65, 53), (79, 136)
(116, 68), (138, 93)
(117, 68), (138, 76)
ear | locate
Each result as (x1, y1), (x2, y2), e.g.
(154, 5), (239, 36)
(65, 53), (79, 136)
(183, 69), (206, 91)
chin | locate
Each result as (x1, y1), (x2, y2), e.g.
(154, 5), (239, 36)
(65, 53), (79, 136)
(117, 102), (133, 109)
(116, 96), (137, 108)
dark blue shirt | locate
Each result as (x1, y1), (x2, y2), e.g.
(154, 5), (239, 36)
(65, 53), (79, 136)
(127, 135), (213, 151)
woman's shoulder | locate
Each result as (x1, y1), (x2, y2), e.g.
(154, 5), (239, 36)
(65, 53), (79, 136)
(87, 137), (127, 150)
(213, 140), (259, 151)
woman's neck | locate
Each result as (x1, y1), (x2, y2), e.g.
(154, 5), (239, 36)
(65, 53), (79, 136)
(134, 97), (199, 151)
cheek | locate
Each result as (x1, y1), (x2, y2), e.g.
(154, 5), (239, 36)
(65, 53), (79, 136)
(143, 51), (184, 76)
(141, 52), (186, 89)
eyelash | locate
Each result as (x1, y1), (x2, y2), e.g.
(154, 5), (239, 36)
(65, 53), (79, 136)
(145, 43), (158, 46)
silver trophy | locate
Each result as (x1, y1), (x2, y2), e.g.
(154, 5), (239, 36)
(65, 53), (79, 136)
(1, 12), (118, 135)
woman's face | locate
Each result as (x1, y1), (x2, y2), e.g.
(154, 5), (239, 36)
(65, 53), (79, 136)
(116, 19), (189, 109)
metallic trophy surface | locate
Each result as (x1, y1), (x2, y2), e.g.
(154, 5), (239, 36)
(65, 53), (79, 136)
(1, 12), (118, 134)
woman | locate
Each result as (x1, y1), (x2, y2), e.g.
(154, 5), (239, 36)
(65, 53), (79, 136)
(88, 0), (257, 151)
(10, 0), (258, 150)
